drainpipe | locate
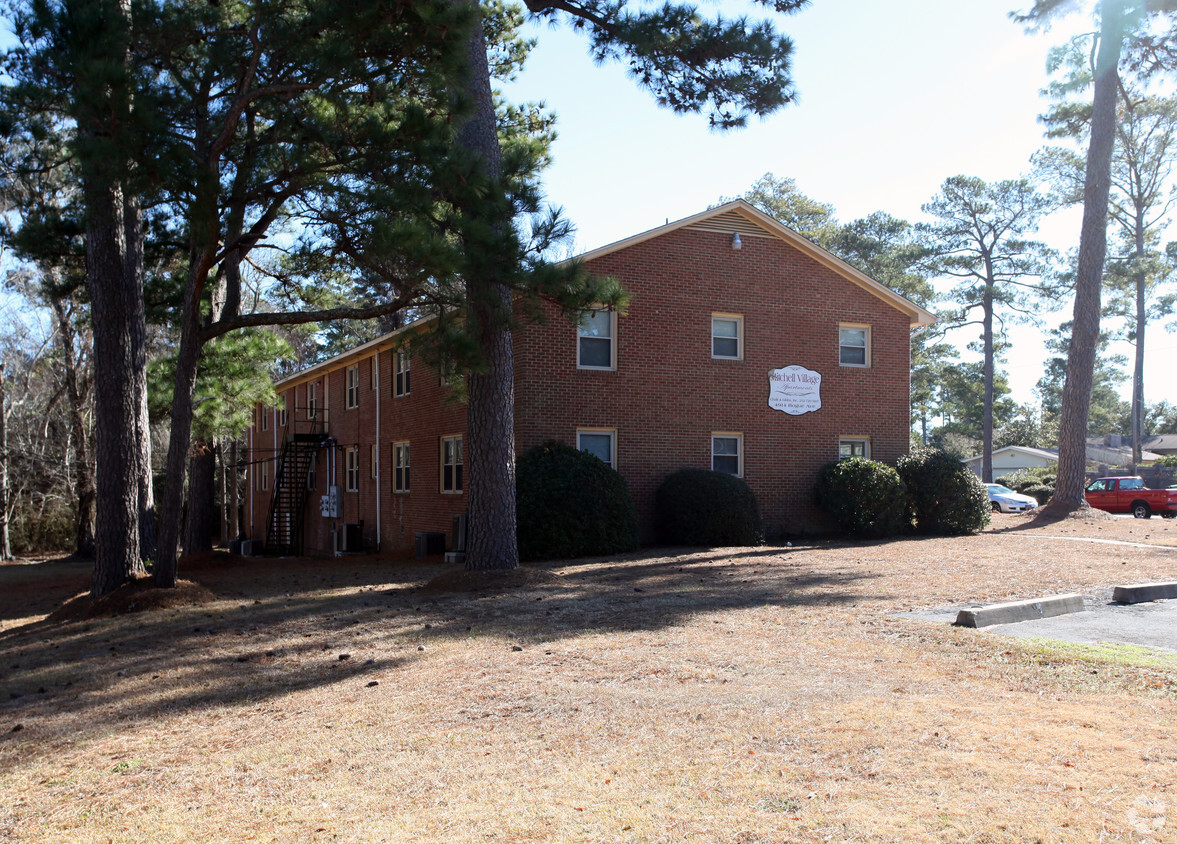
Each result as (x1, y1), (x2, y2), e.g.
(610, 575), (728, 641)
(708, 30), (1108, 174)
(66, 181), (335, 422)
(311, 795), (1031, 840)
(375, 353), (381, 550)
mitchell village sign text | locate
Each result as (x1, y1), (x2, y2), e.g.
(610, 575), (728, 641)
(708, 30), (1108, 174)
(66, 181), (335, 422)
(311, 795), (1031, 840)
(768, 365), (822, 416)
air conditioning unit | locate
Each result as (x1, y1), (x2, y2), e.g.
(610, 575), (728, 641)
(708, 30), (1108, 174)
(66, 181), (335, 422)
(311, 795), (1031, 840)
(331, 523), (363, 555)
(240, 539), (264, 557)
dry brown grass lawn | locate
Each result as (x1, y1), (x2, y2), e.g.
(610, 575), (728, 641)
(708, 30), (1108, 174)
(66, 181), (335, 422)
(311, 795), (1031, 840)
(2, 514), (1176, 843)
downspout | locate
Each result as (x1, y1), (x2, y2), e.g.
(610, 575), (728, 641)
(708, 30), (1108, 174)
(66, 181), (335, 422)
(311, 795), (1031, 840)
(374, 353), (381, 550)
(248, 421), (253, 537)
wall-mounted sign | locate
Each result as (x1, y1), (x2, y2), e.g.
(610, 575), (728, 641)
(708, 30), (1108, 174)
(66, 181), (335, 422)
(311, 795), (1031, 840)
(768, 365), (822, 415)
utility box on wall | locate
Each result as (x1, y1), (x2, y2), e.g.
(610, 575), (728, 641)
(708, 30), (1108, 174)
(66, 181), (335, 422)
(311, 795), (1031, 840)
(320, 486), (340, 518)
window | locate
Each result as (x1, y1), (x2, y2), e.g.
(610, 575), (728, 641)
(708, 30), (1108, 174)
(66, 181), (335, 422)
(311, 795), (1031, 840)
(260, 405), (269, 431)
(393, 442), (410, 493)
(307, 454), (317, 491)
(839, 324), (870, 367)
(577, 309), (615, 370)
(370, 444), (379, 479)
(712, 314), (743, 360)
(1120, 477), (1144, 491)
(1086, 479), (1107, 493)
(712, 433), (742, 476)
(839, 438), (870, 459)
(307, 381), (318, 419)
(395, 350), (411, 396)
(441, 435), (463, 493)
(371, 355), (379, 390)
(260, 461), (269, 491)
(278, 399), (288, 428)
(577, 428), (616, 468)
(346, 365), (360, 409)
(345, 447), (359, 492)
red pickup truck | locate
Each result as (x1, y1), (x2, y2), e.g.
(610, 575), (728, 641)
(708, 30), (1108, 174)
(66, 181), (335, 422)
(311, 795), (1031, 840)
(1085, 476), (1177, 519)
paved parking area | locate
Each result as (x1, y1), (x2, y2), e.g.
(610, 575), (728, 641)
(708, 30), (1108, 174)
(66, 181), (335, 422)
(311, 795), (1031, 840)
(903, 587), (1177, 654)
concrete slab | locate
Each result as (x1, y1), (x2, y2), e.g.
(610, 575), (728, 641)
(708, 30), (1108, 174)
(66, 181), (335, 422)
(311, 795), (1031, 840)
(954, 594), (1086, 628)
(901, 588), (1177, 654)
(1113, 581), (1177, 604)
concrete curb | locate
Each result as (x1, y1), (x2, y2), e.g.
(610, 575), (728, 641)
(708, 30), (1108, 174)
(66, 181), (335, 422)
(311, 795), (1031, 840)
(954, 594), (1086, 628)
(1112, 582), (1177, 604)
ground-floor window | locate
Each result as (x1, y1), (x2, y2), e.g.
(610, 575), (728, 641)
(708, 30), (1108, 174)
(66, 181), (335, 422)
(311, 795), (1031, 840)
(345, 447), (359, 492)
(441, 435), (463, 493)
(712, 433), (742, 476)
(839, 437), (870, 459)
(577, 428), (616, 468)
(393, 441), (410, 493)
(370, 444), (379, 479)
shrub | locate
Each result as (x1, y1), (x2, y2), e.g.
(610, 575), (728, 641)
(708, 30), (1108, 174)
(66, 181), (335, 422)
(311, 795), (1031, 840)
(897, 448), (991, 535)
(995, 468), (1056, 493)
(1022, 484), (1055, 505)
(1155, 455), (1177, 468)
(814, 458), (908, 537)
(654, 468), (764, 547)
(515, 441), (640, 562)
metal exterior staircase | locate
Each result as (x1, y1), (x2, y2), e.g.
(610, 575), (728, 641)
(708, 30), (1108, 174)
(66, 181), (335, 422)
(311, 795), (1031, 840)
(265, 431), (328, 556)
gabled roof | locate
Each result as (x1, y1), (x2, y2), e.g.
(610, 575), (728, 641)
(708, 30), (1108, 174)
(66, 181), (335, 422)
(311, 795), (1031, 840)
(964, 446), (1060, 465)
(576, 199), (936, 328)
(272, 199), (937, 389)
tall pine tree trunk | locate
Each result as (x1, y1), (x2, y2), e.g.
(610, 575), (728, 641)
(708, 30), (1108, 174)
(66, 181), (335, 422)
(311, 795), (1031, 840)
(0, 362), (10, 561)
(184, 440), (216, 554)
(85, 180), (145, 595)
(456, 6), (519, 571)
(981, 270), (995, 484)
(1131, 220), (1146, 465)
(1049, 0), (1125, 512)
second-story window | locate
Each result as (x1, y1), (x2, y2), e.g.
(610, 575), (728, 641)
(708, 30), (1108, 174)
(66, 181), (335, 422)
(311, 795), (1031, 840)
(308, 381), (318, 419)
(712, 314), (743, 360)
(346, 365), (360, 409)
(578, 309), (615, 370)
(395, 350), (411, 396)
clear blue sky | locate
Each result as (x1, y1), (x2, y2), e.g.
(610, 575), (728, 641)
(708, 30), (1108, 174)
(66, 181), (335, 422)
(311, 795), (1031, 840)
(502, 0), (1177, 414)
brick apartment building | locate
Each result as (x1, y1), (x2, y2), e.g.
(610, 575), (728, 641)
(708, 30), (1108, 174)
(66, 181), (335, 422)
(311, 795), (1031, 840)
(245, 199), (935, 556)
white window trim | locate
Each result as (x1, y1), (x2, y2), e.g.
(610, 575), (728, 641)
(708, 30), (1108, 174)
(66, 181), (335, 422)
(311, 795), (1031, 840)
(260, 405), (269, 431)
(345, 447), (360, 492)
(278, 398), (288, 428)
(711, 313), (744, 360)
(577, 427), (617, 469)
(307, 381), (318, 419)
(346, 365), (360, 410)
(371, 354), (380, 390)
(711, 432), (743, 478)
(393, 441), (410, 493)
(441, 434), (464, 494)
(307, 454), (317, 491)
(839, 323), (871, 368)
(577, 308), (617, 371)
(838, 437), (871, 460)
(370, 443), (379, 479)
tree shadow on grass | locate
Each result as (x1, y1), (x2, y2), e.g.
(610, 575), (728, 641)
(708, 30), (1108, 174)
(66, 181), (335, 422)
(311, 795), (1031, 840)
(0, 544), (887, 764)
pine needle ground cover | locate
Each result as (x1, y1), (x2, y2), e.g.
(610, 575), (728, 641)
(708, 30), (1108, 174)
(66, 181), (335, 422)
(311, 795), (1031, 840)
(2, 515), (1176, 842)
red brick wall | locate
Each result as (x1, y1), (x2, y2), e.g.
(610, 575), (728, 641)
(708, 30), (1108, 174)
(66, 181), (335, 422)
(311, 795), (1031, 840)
(248, 348), (468, 557)
(514, 227), (911, 538)
(247, 223), (913, 552)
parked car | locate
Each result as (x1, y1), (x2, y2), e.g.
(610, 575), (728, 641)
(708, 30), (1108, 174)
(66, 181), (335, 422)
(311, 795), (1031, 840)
(986, 484), (1039, 513)
(1085, 476), (1177, 519)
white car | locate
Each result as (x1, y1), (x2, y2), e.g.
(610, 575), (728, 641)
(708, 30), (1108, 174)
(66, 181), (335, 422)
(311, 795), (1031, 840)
(986, 484), (1039, 514)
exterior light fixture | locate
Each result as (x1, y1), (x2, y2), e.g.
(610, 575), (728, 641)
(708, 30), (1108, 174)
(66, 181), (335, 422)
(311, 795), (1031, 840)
(731, 232), (742, 250)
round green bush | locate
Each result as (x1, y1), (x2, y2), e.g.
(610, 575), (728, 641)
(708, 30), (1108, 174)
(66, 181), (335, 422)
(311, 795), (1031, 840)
(1022, 484), (1055, 505)
(654, 468), (764, 547)
(515, 441), (640, 562)
(815, 457), (909, 537)
(897, 447), (991, 536)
